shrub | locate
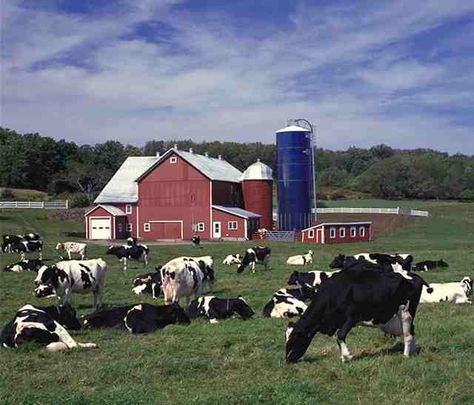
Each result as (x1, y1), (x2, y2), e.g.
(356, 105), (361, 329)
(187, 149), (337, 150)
(70, 193), (91, 208)
(0, 187), (14, 199)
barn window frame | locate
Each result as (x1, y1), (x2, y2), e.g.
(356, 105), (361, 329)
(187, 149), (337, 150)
(329, 227), (336, 239)
(339, 227), (346, 238)
(359, 226), (365, 237)
(350, 226), (356, 238)
(228, 221), (238, 230)
(308, 229), (315, 239)
(125, 204), (132, 214)
(170, 156), (178, 164)
(196, 222), (205, 232)
(144, 222), (151, 232)
(126, 223), (133, 232)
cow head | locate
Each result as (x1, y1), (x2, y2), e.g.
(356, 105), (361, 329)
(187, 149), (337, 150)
(198, 260), (215, 283)
(54, 304), (82, 330)
(329, 254), (345, 269)
(106, 245), (119, 255)
(438, 260), (449, 267)
(285, 322), (316, 363)
(132, 271), (162, 298)
(287, 271), (300, 285)
(170, 303), (191, 325)
(395, 255), (413, 271)
(186, 298), (203, 318)
(55, 242), (63, 250)
(127, 237), (137, 246)
(35, 265), (59, 288)
(34, 283), (56, 298)
(307, 250), (313, 257)
(236, 296), (255, 319)
(461, 277), (473, 295)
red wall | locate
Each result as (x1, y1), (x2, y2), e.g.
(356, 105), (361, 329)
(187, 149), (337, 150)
(242, 180), (272, 229)
(137, 152), (211, 240)
(114, 203), (137, 237)
(211, 209), (247, 239)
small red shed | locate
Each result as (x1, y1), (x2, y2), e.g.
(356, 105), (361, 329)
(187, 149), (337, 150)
(84, 204), (128, 240)
(301, 222), (372, 244)
(212, 205), (261, 240)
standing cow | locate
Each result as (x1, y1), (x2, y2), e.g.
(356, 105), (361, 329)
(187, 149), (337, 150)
(237, 247), (271, 273)
(56, 242), (88, 260)
(161, 260), (204, 305)
(106, 243), (149, 271)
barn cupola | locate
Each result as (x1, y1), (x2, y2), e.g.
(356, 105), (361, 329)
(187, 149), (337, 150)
(241, 160), (273, 229)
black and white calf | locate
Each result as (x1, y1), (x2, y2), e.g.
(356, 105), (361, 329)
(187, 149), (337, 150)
(3, 259), (43, 272)
(0, 304), (96, 351)
(56, 242), (88, 260)
(420, 276), (472, 304)
(223, 254), (242, 265)
(237, 246), (271, 273)
(286, 250), (313, 266)
(132, 269), (162, 298)
(187, 296), (255, 323)
(413, 260), (449, 272)
(106, 243), (149, 271)
(285, 262), (431, 363)
(34, 259), (107, 308)
(287, 270), (340, 290)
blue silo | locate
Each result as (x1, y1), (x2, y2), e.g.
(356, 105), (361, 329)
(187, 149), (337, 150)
(276, 124), (315, 231)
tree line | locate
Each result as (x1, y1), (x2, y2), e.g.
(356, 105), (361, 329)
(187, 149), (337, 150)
(1, 127), (473, 205)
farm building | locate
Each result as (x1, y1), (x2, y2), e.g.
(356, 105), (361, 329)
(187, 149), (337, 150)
(301, 221), (372, 244)
(85, 148), (272, 241)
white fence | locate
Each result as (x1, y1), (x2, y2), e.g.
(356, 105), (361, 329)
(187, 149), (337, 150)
(0, 200), (69, 209)
(316, 207), (429, 217)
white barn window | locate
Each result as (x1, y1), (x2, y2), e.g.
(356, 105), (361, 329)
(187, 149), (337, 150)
(125, 204), (132, 214)
(228, 221), (238, 230)
(197, 222), (205, 232)
(329, 227), (336, 239)
(350, 226), (356, 237)
(144, 223), (151, 232)
(170, 156), (177, 164)
(359, 226), (365, 237)
(308, 229), (315, 239)
(339, 227), (346, 238)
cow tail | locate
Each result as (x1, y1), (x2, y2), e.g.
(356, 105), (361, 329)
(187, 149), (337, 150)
(413, 273), (433, 294)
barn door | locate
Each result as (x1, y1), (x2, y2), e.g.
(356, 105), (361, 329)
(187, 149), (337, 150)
(213, 221), (221, 238)
(317, 228), (323, 244)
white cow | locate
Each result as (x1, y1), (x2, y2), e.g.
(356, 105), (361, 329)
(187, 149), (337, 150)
(56, 242), (88, 260)
(161, 260), (204, 305)
(420, 277), (472, 304)
(286, 250), (313, 266)
(223, 254), (241, 265)
(34, 259), (107, 308)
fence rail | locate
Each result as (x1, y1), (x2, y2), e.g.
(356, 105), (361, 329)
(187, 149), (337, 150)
(315, 207), (428, 217)
(0, 200), (69, 209)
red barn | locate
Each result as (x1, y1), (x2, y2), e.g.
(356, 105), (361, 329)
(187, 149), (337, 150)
(85, 148), (270, 241)
(301, 222), (372, 244)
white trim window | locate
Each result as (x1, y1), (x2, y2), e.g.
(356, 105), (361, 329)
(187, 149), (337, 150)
(359, 226), (365, 237)
(329, 227), (336, 239)
(144, 223), (151, 232)
(339, 227), (346, 238)
(127, 223), (133, 232)
(228, 221), (238, 230)
(197, 222), (205, 232)
(308, 229), (315, 239)
(125, 204), (132, 214)
(350, 226), (356, 238)
(170, 156), (177, 164)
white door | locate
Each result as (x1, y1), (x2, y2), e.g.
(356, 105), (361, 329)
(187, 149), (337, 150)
(90, 218), (112, 240)
(213, 221), (221, 238)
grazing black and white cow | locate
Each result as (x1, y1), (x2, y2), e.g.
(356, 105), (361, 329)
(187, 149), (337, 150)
(161, 260), (204, 305)
(187, 296), (255, 323)
(223, 254), (241, 265)
(124, 303), (190, 333)
(287, 270), (340, 289)
(106, 243), (149, 271)
(0, 304), (96, 351)
(285, 262), (432, 363)
(237, 246), (271, 273)
(420, 276), (472, 304)
(286, 250), (313, 266)
(56, 242), (88, 260)
(3, 259), (43, 272)
(413, 260), (449, 272)
(132, 269), (162, 298)
(34, 259), (107, 308)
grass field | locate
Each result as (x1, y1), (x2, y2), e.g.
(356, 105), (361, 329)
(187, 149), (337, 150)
(0, 202), (473, 404)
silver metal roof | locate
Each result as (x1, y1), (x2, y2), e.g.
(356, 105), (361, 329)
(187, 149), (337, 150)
(85, 204), (126, 216)
(94, 156), (159, 203)
(213, 205), (261, 218)
(275, 125), (311, 133)
(241, 159), (273, 181)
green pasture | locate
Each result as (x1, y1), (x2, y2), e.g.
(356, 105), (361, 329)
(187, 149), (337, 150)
(0, 202), (473, 404)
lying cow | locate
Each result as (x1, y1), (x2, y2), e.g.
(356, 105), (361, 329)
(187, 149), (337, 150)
(34, 259), (107, 308)
(132, 269), (162, 298)
(420, 276), (472, 304)
(263, 294), (308, 319)
(56, 242), (88, 260)
(285, 261), (431, 363)
(286, 250), (313, 266)
(0, 304), (96, 352)
(161, 260), (204, 305)
(223, 254), (241, 265)
(3, 239), (43, 260)
(413, 260), (449, 272)
(187, 296), (255, 323)
(237, 246), (271, 273)
(287, 270), (340, 290)
(83, 303), (190, 333)
(106, 243), (149, 271)
(3, 259), (43, 272)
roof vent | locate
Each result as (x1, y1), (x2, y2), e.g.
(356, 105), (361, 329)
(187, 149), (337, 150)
(204, 151), (209, 157)
(156, 152), (160, 157)
(173, 144), (178, 150)
(218, 154), (222, 160)
(189, 148), (193, 153)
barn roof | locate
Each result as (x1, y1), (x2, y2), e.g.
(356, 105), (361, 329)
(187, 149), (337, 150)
(301, 221), (372, 231)
(212, 205), (261, 219)
(137, 149), (243, 183)
(94, 156), (159, 203)
(84, 204), (127, 216)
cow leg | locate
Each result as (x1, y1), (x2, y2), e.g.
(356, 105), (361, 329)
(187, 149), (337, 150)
(68, 251), (72, 260)
(39, 250), (43, 260)
(400, 304), (415, 357)
(336, 319), (355, 362)
(122, 257), (127, 271)
(250, 262), (256, 273)
(20, 252), (26, 261)
(143, 253), (148, 267)
(264, 255), (270, 271)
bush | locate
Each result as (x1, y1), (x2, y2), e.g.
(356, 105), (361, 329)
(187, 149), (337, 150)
(70, 193), (91, 208)
(0, 187), (14, 199)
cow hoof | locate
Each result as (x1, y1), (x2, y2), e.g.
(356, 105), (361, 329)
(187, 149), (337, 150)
(341, 355), (353, 362)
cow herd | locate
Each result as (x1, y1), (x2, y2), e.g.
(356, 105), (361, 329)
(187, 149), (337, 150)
(1, 233), (472, 364)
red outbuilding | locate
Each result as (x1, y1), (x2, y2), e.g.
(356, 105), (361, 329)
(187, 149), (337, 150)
(301, 222), (372, 244)
(84, 205), (128, 240)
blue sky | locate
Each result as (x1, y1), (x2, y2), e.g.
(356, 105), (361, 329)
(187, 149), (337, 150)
(1, 0), (473, 154)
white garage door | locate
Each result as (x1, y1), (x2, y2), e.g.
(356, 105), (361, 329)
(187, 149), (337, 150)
(90, 218), (112, 240)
